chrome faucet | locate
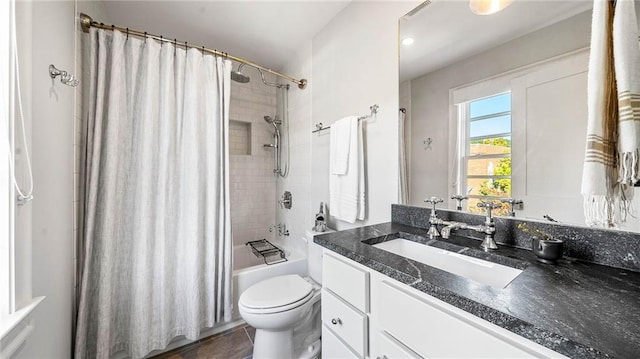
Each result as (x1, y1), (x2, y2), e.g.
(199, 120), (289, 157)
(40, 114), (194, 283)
(424, 197), (444, 238)
(476, 201), (501, 251)
(451, 195), (469, 211)
(500, 198), (523, 217)
(440, 222), (462, 238)
(424, 196), (502, 251)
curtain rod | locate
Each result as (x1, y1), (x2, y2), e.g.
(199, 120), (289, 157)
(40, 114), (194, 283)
(79, 13), (308, 90)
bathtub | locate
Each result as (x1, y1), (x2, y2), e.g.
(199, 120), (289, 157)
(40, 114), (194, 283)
(231, 243), (308, 319)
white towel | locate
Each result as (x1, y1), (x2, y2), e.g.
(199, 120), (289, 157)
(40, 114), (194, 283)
(581, 0), (636, 227)
(330, 116), (355, 175)
(613, 0), (640, 185)
(329, 117), (365, 223)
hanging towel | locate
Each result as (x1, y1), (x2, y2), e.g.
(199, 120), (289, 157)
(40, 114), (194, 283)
(329, 117), (365, 223)
(330, 116), (355, 175)
(613, 0), (640, 185)
(581, 0), (636, 227)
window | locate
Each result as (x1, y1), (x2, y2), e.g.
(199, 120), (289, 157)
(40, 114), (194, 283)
(459, 93), (512, 215)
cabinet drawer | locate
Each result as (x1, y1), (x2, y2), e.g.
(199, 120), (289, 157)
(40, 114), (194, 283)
(378, 281), (539, 358)
(374, 331), (423, 359)
(323, 324), (360, 359)
(323, 252), (369, 312)
(322, 289), (368, 357)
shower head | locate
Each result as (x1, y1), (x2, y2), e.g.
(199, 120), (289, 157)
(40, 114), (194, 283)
(264, 115), (282, 125)
(264, 116), (280, 138)
(231, 63), (250, 83)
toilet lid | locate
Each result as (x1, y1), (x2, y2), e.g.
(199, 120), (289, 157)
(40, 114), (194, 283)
(240, 274), (313, 310)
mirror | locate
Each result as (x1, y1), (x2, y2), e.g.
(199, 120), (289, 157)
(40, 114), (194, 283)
(399, 1), (640, 232)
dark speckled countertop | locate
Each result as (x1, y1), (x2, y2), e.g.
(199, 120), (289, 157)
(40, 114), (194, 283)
(314, 222), (640, 358)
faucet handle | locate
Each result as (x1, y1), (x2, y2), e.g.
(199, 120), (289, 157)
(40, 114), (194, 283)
(424, 197), (444, 205)
(478, 201), (501, 209)
(477, 201), (502, 219)
(451, 195), (468, 201)
(424, 197), (444, 212)
(451, 195), (469, 210)
(500, 198), (523, 217)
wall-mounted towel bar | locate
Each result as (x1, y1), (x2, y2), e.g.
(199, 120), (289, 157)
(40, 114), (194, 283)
(312, 104), (379, 133)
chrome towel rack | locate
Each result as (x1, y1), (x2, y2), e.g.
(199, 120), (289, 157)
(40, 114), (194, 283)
(312, 104), (379, 133)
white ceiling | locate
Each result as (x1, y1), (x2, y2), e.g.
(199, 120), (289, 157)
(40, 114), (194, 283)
(400, 0), (594, 82)
(101, 1), (351, 71)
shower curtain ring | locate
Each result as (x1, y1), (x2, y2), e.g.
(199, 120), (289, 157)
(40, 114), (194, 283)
(160, 35), (163, 46)
(185, 41), (188, 51)
(144, 32), (147, 43)
(202, 46), (205, 57)
(126, 27), (129, 40)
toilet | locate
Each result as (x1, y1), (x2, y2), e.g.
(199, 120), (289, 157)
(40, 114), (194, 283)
(238, 230), (330, 359)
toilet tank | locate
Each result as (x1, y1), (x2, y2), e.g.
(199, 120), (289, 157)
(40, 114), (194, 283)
(305, 229), (334, 284)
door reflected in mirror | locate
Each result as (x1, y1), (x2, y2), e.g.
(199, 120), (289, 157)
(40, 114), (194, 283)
(399, 1), (640, 232)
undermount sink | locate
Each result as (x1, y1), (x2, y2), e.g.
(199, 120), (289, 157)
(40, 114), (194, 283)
(371, 238), (523, 289)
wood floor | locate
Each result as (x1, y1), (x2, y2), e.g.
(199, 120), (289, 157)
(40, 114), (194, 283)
(152, 325), (255, 359)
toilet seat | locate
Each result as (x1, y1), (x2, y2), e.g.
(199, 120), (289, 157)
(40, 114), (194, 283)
(239, 274), (315, 314)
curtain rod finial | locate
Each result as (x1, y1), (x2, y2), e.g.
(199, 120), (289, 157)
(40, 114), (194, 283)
(80, 13), (92, 33)
(298, 79), (308, 90)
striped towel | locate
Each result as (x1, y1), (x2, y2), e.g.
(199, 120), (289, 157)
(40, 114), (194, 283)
(582, 0), (638, 227)
(613, 0), (640, 184)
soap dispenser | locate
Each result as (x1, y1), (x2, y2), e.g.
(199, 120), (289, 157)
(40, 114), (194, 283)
(313, 202), (327, 232)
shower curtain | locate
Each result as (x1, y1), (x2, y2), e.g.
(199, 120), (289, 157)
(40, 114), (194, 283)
(75, 29), (233, 358)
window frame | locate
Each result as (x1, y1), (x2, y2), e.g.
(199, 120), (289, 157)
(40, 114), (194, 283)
(457, 92), (512, 209)
(1, 0), (15, 318)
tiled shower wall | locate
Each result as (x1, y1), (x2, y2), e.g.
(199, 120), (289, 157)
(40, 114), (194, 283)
(229, 70), (278, 247)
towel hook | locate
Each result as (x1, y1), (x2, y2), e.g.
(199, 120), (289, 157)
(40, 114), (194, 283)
(49, 64), (79, 87)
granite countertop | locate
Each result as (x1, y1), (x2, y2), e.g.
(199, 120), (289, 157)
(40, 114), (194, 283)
(314, 222), (640, 358)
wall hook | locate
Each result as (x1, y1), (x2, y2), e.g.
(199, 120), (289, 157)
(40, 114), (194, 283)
(423, 137), (433, 150)
(49, 64), (79, 87)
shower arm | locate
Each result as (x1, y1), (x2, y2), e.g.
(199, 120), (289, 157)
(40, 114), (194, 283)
(79, 13), (308, 90)
(258, 69), (290, 89)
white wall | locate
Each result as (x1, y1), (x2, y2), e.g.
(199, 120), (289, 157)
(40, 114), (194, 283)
(275, 43), (313, 255)
(408, 10), (592, 206)
(14, 0), (34, 312)
(14, 1), (76, 358)
(311, 0), (420, 230)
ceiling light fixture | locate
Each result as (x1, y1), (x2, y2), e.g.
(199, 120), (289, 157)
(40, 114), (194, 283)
(469, 0), (513, 15)
(402, 37), (415, 46)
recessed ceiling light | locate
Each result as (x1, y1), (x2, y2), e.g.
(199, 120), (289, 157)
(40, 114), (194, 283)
(402, 37), (415, 46)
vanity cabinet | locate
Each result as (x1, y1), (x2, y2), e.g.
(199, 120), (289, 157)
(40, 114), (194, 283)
(322, 252), (370, 358)
(322, 250), (567, 359)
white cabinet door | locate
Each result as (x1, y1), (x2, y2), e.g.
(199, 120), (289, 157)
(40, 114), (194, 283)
(323, 252), (370, 313)
(373, 330), (423, 359)
(377, 280), (544, 358)
(323, 324), (361, 359)
(322, 289), (368, 357)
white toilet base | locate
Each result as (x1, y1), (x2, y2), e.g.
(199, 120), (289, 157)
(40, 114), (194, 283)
(253, 328), (294, 359)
